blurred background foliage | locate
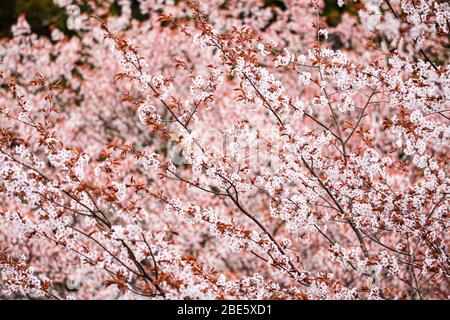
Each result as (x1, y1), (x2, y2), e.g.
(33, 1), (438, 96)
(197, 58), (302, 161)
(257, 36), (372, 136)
(0, 0), (357, 39)
(0, 0), (71, 38)
(322, 0), (358, 27)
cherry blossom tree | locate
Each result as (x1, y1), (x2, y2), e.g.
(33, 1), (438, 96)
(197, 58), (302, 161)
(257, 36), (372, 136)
(0, 0), (448, 300)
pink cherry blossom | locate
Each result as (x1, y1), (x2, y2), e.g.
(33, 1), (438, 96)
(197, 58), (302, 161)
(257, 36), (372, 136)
(0, 0), (448, 300)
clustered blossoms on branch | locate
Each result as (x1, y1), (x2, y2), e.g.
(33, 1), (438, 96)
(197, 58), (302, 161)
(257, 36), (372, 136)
(0, 0), (448, 300)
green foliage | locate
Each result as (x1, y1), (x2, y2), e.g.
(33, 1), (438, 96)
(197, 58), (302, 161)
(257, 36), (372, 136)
(0, 0), (353, 39)
(264, 0), (287, 11)
(0, 0), (70, 38)
(109, 0), (150, 21)
(321, 0), (358, 27)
